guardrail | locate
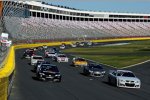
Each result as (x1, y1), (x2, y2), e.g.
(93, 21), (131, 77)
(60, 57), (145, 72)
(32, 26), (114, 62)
(1, 37), (150, 100)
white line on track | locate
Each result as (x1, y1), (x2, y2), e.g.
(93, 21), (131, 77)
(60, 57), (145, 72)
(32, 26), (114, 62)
(121, 59), (150, 69)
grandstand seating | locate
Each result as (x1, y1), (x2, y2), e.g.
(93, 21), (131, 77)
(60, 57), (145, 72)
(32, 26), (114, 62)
(3, 16), (150, 42)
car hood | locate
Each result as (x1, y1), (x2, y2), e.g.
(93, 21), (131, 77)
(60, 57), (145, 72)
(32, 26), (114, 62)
(117, 76), (140, 81)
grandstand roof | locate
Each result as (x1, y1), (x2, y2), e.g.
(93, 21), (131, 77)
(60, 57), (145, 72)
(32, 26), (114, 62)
(20, 1), (150, 16)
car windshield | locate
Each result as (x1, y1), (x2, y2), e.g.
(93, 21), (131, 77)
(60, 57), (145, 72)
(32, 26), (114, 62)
(33, 57), (43, 59)
(121, 72), (135, 77)
(77, 58), (85, 61)
(58, 55), (66, 57)
(42, 62), (50, 64)
(50, 53), (55, 54)
(41, 65), (58, 72)
(89, 65), (103, 69)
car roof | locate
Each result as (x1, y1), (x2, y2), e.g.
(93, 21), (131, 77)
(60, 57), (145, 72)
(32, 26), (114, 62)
(89, 63), (101, 66)
(117, 70), (132, 73)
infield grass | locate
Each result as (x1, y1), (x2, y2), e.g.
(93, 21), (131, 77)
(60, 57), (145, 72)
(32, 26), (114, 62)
(62, 40), (150, 68)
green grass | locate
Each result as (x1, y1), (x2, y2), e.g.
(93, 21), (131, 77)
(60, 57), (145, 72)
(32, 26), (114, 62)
(62, 40), (150, 68)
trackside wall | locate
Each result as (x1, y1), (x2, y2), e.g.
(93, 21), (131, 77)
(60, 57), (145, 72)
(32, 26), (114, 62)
(0, 37), (150, 100)
(0, 46), (15, 100)
(14, 41), (72, 49)
(91, 37), (150, 43)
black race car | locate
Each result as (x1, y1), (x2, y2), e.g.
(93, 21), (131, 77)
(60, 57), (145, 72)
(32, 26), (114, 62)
(83, 63), (105, 77)
(33, 61), (45, 72)
(52, 47), (59, 53)
(36, 64), (61, 82)
(35, 61), (50, 73)
(22, 49), (35, 59)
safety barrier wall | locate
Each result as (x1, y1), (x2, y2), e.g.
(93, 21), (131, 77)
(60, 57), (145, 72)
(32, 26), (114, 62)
(0, 46), (15, 100)
(91, 37), (150, 43)
(1, 37), (150, 100)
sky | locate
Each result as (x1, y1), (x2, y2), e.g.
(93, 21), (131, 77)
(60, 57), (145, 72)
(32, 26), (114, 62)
(40, 0), (150, 14)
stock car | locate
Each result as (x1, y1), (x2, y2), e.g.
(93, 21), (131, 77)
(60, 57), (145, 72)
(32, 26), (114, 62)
(108, 70), (141, 88)
(70, 43), (77, 48)
(53, 54), (69, 63)
(59, 43), (66, 49)
(42, 45), (48, 49)
(86, 41), (93, 46)
(36, 61), (51, 73)
(33, 60), (44, 72)
(83, 63), (105, 77)
(31, 55), (44, 66)
(36, 64), (61, 82)
(72, 57), (88, 67)
(44, 49), (57, 58)
(78, 42), (85, 46)
(52, 47), (59, 53)
(45, 52), (57, 58)
(22, 49), (35, 58)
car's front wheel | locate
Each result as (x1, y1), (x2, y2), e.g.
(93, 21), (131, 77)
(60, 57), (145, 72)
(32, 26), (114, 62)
(53, 78), (61, 82)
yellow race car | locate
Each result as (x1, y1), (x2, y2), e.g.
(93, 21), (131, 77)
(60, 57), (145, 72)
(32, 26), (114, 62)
(72, 57), (88, 67)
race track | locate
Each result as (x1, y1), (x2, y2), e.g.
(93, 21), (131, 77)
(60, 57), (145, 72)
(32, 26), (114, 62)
(9, 44), (150, 100)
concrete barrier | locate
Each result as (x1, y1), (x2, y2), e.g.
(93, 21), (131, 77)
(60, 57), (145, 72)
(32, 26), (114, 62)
(0, 46), (15, 100)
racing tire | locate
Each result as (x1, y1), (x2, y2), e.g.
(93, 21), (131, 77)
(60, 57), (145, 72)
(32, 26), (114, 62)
(53, 78), (61, 82)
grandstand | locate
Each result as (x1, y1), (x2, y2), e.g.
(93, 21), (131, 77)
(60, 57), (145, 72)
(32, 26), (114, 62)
(1, 1), (150, 43)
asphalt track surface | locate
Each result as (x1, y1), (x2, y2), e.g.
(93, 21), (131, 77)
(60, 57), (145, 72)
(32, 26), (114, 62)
(9, 43), (150, 100)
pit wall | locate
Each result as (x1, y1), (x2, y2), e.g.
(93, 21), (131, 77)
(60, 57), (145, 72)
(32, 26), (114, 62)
(1, 37), (150, 100)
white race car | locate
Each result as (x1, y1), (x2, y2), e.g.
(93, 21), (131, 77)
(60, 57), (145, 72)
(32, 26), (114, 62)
(108, 70), (141, 88)
(31, 55), (44, 66)
(79, 42), (85, 46)
(70, 43), (77, 47)
(60, 45), (65, 49)
(86, 41), (93, 46)
(53, 54), (69, 63)
(45, 49), (57, 58)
